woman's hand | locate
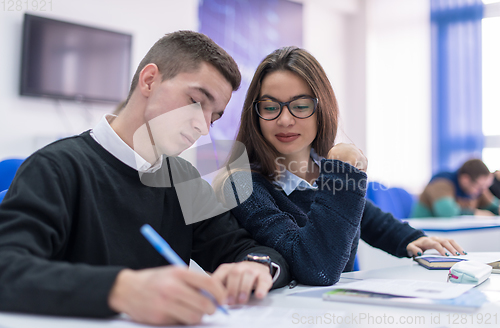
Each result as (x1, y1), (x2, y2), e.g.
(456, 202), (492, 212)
(406, 236), (466, 257)
(327, 143), (368, 172)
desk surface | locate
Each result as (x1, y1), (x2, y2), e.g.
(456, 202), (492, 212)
(404, 216), (500, 232)
(2, 255), (500, 328)
(358, 217), (500, 271)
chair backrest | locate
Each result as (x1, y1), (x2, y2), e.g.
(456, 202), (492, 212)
(366, 182), (415, 219)
(0, 158), (24, 191)
(387, 187), (415, 219)
(366, 181), (392, 210)
(352, 254), (360, 271)
(0, 189), (7, 203)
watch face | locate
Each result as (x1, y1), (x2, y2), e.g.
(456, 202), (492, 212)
(247, 253), (270, 262)
(246, 253), (271, 267)
(245, 253), (273, 275)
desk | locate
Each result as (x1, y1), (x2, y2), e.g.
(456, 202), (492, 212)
(268, 258), (500, 328)
(1, 254), (500, 327)
(404, 216), (500, 233)
(358, 216), (500, 271)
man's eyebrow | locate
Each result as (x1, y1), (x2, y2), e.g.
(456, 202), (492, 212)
(192, 86), (225, 118)
(192, 87), (214, 102)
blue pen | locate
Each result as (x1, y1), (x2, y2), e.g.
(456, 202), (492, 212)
(140, 224), (229, 315)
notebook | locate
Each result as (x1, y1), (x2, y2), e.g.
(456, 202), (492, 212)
(413, 256), (465, 269)
(414, 252), (500, 271)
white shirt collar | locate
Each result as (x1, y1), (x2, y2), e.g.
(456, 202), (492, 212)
(273, 148), (322, 196)
(90, 114), (162, 173)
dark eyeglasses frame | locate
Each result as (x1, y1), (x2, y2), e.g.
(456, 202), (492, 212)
(253, 96), (318, 121)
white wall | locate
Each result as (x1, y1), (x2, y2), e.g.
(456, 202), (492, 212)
(0, 0), (198, 160)
(365, 0), (431, 194)
(0, 0), (431, 193)
(302, 0), (366, 150)
(303, 0), (431, 194)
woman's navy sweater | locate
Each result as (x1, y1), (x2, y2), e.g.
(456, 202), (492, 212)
(226, 159), (425, 286)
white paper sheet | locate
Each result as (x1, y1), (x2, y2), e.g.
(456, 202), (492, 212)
(0, 306), (344, 328)
(203, 306), (343, 327)
(321, 279), (473, 300)
(108, 306), (344, 328)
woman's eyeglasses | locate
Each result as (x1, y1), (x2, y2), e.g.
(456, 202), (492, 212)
(254, 96), (318, 121)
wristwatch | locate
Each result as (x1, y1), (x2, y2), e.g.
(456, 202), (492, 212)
(244, 253), (280, 283)
(244, 253), (273, 274)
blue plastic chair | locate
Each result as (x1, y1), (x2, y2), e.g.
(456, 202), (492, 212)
(387, 187), (415, 219)
(366, 182), (415, 220)
(0, 158), (24, 191)
(352, 255), (360, 271)
(365, 181), (382, 203)
(355, 182), (416, 271)
(366, 181), (394, 214)
(0, 189), (7, 203)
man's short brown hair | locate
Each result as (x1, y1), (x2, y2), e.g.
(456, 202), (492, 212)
(126, 31), (241, 103)
(458, 159), (490, 180)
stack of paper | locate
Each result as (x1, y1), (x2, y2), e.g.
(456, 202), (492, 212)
(320, 279), (486, 312)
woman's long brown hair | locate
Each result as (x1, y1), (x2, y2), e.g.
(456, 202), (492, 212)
(233, 46), (339, 180)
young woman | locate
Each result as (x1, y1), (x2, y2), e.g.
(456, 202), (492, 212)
(221, 46), (465, 286)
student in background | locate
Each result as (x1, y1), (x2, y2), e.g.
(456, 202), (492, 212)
(491, 171), (500, 199)
(0, 31), (290, 326)
(217, 46), (464, 286)
(412, 159), (499, 218)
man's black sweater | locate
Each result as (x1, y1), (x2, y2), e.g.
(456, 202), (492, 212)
(0, 131), (290, 317)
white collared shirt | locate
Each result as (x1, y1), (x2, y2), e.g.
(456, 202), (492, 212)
(91, 114), (281, 283)
(273, 149), (322, 196)
(90, 114), (162, 173)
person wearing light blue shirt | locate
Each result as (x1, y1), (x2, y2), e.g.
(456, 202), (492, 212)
(219, 46), (466, 286)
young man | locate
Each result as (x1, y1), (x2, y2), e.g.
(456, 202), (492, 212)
(491, 171), (500, 199)
(0, 31), (290, 325)
(412, 159), (499, 218)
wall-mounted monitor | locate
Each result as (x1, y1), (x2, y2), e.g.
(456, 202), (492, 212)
(20, 14), (132, 104)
